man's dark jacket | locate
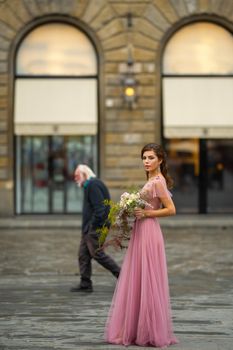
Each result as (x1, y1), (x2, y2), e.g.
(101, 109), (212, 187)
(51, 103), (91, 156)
(82, 177), (110, 234)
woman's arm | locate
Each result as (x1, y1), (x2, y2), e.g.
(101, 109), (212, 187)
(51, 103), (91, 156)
(134, 196), (176, 219)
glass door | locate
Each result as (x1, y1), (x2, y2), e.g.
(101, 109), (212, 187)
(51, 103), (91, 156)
(16, 135), (97, 214)
(165, 138), (233, 213)
(207, 140), (233, 213)
(165, 139), (199, 213)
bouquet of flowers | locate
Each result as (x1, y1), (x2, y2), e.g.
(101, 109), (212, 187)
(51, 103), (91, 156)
(98, 190), (151, 249)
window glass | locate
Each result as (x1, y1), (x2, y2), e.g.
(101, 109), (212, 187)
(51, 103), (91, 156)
(165, 139), (199, 213)
(207, 140), (233, 213)
(163, 22), (233, 74)
(16, 135), (97, 214)
(16, 23), (97, 76)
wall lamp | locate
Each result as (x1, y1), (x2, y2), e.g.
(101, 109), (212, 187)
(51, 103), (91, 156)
(123, 75), (137, 109)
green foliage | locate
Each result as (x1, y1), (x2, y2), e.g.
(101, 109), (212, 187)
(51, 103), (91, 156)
(97, 199), (119, 246)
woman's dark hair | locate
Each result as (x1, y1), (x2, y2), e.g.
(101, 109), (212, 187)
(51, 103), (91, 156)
(141, 143), (174, 189)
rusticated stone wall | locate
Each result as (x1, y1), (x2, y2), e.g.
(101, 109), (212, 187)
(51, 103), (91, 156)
(0, 0), (232, 214)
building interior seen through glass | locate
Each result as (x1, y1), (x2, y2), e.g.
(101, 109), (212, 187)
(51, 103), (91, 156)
(16, 136), (97, 214)
(165, 139), (233, 213)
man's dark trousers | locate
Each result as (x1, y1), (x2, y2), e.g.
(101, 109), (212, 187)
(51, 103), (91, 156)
(79, 230), (120, 288)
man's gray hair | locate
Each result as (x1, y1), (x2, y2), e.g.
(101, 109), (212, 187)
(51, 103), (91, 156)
(77, 164), (96, 179)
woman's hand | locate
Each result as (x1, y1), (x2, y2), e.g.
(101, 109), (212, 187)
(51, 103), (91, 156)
(134, 207), (146, 219)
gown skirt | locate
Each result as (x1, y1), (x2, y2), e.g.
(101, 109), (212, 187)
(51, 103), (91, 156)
(105, 217), (178, 348)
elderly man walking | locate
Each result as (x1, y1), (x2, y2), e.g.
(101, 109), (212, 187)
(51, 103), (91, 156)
(70, 164), (120, 293)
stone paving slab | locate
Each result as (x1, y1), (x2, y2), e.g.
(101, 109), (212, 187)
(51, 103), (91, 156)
(0, 226), (233, 349)
(0, 276), (233, 350)
(0, 214), (233, 229)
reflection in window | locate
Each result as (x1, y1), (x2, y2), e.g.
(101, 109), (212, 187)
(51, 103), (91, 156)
(16, 23), (97, 76)
(207, 140), (233, 213)
(165, 139), (199, 213)
(16, 135), (97, 214)
(163, 22), (233, 74)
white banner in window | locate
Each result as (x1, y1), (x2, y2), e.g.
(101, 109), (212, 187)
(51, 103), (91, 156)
(163, 77), (233, 138)
(15, 78), (97, 135)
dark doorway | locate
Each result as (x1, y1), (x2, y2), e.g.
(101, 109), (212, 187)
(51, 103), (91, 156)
(165, 139), (233, 213)
(15, 135), (97, 214)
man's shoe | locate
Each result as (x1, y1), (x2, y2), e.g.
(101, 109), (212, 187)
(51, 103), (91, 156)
(70, 285), (93, 293)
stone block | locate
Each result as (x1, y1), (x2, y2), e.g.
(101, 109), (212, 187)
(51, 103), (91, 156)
(7, 0), (32, 24)
(118, 62), (142, 74)
(102, 33), (128, 50)
(170, 0), (188, 17)
(0, 120), (7, 131)
(0, 157), (7, 166)
(0, 8), (22, 32)
(133, 47), (156, 61)
(143, 3), (170, 32)
(104, 63), (118, 73)
(198, 0), (210, 12)
(185, 0), (198, 13)
(134, 18), (163, 40)
(0, 96), (7, 108)
(137, 97), (156, 109)
(97, 19), (124, 40)
(0, 36), (10, 51)
(49, 0), (64, 13)
(132, 32), (159, 51)
(209, 0), (222, 13)
(0, 73), (8, 85)
(0, 51), (7, 60)
(0, 85), (7, 95)
(105, 120), (155, 133)
(135, 73), (156, 85)
(153, 0), (179, 23)
(105, 109), (144, 121)
(0, 186), (13, 215)
(106, 132), (142, 144)
(143, 63), (157, 73)
(105, 155), (140, 168)
(143, 110), (156, 120)
(91, 5), (116, 30)
(105, 167), (145, 181)
(106, 132), (155, 145)
(0, 110), (6, 119)
(106, 144), (141, 156)
(32, 0), (51, 15)
(0, 144), (7, 156)
(82, 0), (107, 23)
(105, 47), (128, 61)
(105, 85), (122, 97)
(138, 85), (156, 97)
(0, 62), (7, 73)
(105, 74), (121, 85)
(111, 2), (150, 16)
(71, 1), (89, 18)
(218, 0), (233, 17)
(0, 134), (7, 143)
(0, 167), (7, 179)
(22, 0), (42, 17)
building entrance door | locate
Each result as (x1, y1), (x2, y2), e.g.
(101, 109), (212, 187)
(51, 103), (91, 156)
(165, 139), (233, 213)
(16, 135), (96, 214)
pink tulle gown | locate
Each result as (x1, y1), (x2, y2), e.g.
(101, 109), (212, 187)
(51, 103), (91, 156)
(105, 176), (178, 348)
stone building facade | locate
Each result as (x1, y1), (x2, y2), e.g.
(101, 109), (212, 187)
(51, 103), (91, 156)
(0, 0), (232, 215)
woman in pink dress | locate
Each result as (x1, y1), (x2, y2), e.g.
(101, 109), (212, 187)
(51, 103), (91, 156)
(105, 143), (178, 348)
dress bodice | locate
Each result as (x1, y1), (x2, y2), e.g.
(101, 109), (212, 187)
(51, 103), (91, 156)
(140, 175), (171, 210)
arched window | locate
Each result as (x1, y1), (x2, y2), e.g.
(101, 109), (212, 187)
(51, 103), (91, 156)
(15, 23), (98, 214)
(16, 23), (97, 75)
(162, 22), (233, 214)
(163, 22), (233, 74)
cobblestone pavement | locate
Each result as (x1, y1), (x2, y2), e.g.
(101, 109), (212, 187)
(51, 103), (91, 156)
(0, 225), (233, 350)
